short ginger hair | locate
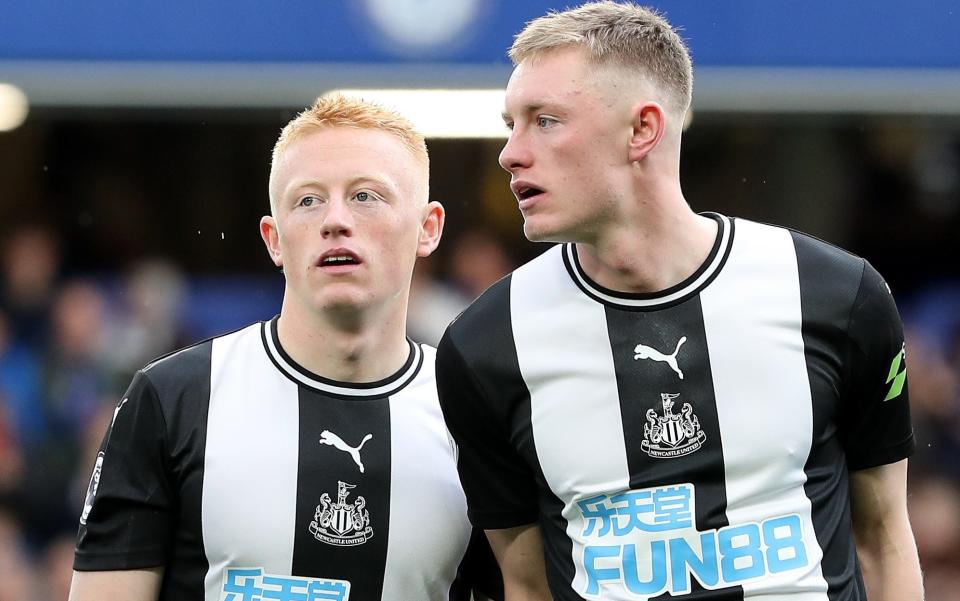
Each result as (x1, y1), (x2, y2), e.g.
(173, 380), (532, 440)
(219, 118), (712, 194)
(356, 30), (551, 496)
(269, 95), (429, 210)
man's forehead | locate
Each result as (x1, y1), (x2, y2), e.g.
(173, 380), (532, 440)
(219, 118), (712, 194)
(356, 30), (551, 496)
(503, 65), (594, 115)
(270, 126), (427, 203)
(278, 128), (418, 175)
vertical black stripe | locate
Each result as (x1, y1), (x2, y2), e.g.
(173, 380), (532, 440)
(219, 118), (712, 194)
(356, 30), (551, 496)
(150, 342), (212, 601)
(292, 391), (392, 599)
(792, 231), (867, 600)
(497, 281), (579, 600)
(454, 276), (579, 600)
(605, 298), (742, 600)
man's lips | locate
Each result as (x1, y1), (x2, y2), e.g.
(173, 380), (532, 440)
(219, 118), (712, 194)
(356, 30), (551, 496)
(317, 248), (362, 271)
(511, 181), (547, 210)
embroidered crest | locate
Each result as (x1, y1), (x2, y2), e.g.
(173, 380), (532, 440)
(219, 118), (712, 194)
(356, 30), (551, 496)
(309, 481), (373, 546)
(641, 393), (706, 458)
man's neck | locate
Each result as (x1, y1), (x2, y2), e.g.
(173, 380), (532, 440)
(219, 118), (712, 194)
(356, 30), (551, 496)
(275, 298), (411, 383)
(575, 188), (718, 295)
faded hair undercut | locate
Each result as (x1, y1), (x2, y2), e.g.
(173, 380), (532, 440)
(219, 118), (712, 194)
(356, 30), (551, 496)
(510, 1), (693, 114)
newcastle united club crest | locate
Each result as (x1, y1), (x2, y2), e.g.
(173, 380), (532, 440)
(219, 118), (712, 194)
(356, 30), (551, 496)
(642, 393), (706, 459)
(309, 481), (373, 546)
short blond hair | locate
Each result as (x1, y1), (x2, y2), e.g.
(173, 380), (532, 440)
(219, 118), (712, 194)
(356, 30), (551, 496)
(270, 95), (429, 208)
(510, 1), (692, 114)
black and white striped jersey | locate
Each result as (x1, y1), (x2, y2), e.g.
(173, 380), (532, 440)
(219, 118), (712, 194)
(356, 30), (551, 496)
(437, 213), (914, 601)
(75, 316), (500, 601)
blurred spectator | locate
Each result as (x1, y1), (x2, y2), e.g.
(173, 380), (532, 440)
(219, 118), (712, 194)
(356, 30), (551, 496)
(43, 280), (115, 436)
(39, 534), (77, 601)
(905, 327), (960, 482)
(408, 256), (471, 346)
(0, 310), (45, 450)
(0, 508), (37, 601)
(902, 285), (960, 596)
(448, 228), (513, 299)
(903, 282), (960, 486)
(0, 224), (61, 352)
(909, 475), (960, 600)
(0, 401), (24, 496)
(104, 258), (190, 377)
(14, 280), (118, 548)
(408, 228), (514, 346)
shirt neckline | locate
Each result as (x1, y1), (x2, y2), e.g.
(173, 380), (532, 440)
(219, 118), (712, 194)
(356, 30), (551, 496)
(562, 212), (734, 311)
(261, 315), (423, 399)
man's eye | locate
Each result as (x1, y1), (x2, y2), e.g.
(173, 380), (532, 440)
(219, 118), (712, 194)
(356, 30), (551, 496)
(355, 191), (371, 202)
(300, 196), (316, 207)
(537, 116), (556, 128)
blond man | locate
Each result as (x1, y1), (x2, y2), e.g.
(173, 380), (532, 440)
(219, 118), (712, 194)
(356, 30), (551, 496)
(437, 2), (923, 600)
(70, 96), (500, 601)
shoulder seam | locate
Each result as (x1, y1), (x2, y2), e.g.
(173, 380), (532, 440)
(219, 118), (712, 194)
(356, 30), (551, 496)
(143, 322), (256, 372)
(783, 222), (861, 262)
(444, 332), (503, 428)
(838, 257), (869, 400)
(843, 258), (870, 343)
(136, 369), (176, 499)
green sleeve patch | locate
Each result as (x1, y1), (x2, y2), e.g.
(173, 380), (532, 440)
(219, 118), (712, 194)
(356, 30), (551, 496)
(883, 343), (907, 402)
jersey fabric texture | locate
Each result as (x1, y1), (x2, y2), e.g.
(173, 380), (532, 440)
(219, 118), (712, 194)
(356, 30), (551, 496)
(437, 214), (914, 601)
(75, 316), (500, 601)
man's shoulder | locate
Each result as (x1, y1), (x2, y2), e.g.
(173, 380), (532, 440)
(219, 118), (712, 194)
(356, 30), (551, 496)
(449, 275), (511, 333)
(448, 246), (561, 337)
(739, 217), (866, 282)
(140, 320), (262, 395)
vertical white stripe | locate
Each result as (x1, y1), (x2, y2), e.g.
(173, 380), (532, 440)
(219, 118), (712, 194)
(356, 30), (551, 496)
(700, 220), (828, 599)
(382, 347), (472, 600)
(511, 248), (631, 596)
(203, 325), (301, 601)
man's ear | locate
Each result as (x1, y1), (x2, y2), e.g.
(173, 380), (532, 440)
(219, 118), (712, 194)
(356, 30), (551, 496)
(628, 101), (667, 163)
(260, 215), (283, 267)
(416, 201), (445, 258)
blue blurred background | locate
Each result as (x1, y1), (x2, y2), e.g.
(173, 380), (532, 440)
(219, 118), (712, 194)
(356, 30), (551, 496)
(1, 1), (960, 598)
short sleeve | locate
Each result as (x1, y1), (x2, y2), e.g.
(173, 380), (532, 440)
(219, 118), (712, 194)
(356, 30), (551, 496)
(436, 331), (539, 530)
(74, 370), (176, 570)
(839, 261), (915, 471)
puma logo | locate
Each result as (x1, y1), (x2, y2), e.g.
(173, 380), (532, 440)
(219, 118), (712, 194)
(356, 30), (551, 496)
(320, 430), (373, 473)
(634, 337), (687, 380)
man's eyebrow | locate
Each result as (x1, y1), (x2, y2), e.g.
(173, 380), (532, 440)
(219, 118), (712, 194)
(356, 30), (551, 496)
(502, 104), (545, 124)
(346, 175), (398, 192)
(284, 178), (326, 194)
(286, 175), (392, 189)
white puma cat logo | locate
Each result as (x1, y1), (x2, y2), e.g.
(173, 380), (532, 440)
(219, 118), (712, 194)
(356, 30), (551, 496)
(319, 430), (373, 473)
(634, 336), (687, 379)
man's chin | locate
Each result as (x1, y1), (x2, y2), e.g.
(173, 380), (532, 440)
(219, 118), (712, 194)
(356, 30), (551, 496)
(523, 221), (569, 244)
(318, 295), (370, 313)
(310, 288), (373, 314)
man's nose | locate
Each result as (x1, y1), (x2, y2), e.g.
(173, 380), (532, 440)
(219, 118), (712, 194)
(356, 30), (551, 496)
(321, 198), (354, 238)
(499, 130), (532, 172)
